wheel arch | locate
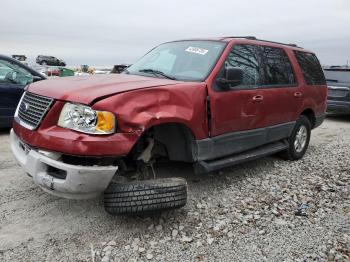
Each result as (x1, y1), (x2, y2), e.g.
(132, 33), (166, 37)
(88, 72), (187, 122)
(131, 122), (197, 163)
(300, 108), (316, 128)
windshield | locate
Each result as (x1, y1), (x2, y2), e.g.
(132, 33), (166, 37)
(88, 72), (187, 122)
(324, 70), (350, 83)
(126, 40), (226, 81)
(0, 60), (33, 85)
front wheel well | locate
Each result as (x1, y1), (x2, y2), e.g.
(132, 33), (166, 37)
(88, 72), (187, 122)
(130, 123), (197, 163)
(300, 108), (316, 128)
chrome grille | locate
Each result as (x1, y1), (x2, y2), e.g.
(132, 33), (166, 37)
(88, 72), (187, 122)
(16, 92), (54, 130)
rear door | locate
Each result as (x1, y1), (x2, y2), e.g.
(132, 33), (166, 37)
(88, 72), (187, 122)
(293, 51), (328, 116)
(0, 59), (34, 127)
(258, 46), (301, 127)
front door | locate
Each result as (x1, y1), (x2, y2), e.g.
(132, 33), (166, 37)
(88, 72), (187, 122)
(209, 44), (267, 136)
(204, 44), (267, 159)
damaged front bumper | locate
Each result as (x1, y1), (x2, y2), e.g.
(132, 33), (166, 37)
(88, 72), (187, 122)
(10, 129), (118, 199)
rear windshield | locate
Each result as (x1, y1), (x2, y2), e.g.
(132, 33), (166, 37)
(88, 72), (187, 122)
(324, 70), (350, 83)
(294, 51), (326, 85)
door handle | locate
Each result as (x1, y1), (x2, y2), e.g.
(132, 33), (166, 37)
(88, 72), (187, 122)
(294, 92), (303, 98)
(252, 95), (264, 102)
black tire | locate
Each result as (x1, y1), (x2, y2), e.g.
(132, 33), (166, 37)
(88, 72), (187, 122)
(104, 177), (187, 215)
(280, 115), (311, 160)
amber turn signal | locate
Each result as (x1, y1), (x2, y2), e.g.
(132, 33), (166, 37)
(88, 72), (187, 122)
(96, 111), (115, 133)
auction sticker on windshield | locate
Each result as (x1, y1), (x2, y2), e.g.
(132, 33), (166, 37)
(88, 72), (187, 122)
(185, 46), (209, 55)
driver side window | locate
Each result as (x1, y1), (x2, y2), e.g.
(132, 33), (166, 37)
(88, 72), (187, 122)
(225, 44), (264, 88)
(0, 59), (33, 85)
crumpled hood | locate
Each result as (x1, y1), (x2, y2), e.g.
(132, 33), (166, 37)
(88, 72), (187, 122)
(27, 74), (180, 105)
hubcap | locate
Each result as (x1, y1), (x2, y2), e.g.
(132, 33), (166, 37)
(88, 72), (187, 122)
(294, 125), (308, 153)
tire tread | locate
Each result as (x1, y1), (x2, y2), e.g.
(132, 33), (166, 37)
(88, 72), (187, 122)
(104, 178), (187, 215)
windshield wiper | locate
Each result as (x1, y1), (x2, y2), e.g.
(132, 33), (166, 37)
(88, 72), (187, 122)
(139, 68), (177, 80)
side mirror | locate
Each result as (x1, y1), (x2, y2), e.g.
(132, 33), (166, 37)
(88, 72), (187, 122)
(217, 67), (243, 89)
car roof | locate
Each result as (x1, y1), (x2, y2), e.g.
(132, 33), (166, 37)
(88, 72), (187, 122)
(171, 36), (311, 53)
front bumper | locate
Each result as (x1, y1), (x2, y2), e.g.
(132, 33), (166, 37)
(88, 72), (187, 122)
(327, 100), (350, 114)
(10, 129), (118, 199)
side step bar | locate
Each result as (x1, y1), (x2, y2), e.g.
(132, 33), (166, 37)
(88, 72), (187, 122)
(194, 140), (289, 174)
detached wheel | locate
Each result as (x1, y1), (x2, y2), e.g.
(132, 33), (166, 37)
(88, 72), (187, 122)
(104, 178), (187, 215)
(280, 115), (311, 160)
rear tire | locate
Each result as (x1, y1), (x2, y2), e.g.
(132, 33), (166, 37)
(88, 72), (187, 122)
(104, 178), (187, 215)
(280, 115), (311, 160)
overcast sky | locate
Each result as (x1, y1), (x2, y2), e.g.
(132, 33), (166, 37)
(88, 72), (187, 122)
(1, 0), (349, 67)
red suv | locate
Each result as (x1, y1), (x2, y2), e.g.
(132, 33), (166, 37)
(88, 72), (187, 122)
(10, 37), (327, 215)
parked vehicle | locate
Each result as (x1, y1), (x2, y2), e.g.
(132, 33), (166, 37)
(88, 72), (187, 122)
(81, 65), (89, 73)
(0, 55), (46, 128)
(110, 64), (130, 74)
(324, 69), (350, 114)
(74, 65), (92, 76)
(10, 37), (327, 215)
(94, 69), (110, 75)
(43, 68), (60, 77)
(12, 55), (28, 65)
(36, 55), (66, 66)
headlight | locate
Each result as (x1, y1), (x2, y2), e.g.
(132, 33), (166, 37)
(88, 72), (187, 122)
(58, 103), (115, 134)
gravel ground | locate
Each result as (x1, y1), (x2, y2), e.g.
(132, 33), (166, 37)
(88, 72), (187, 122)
(0, 116), (349, 262)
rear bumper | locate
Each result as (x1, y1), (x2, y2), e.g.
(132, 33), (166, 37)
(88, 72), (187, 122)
(327, 100), (350, 114)
(10, 129), (118, 199)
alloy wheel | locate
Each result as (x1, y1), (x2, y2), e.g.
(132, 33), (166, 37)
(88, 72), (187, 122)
(294, 125), (308, 153)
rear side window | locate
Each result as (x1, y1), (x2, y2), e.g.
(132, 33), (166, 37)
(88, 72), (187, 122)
(262, 47), (296, 86)
(294, 51), (326, 85)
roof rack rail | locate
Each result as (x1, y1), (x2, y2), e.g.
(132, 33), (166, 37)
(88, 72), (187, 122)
(224, 36), (301, 48)
(223, 36), (257, 40)
(256, 39), (300, 48)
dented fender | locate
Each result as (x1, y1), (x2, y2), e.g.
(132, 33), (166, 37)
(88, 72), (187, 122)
(92, 82), (209, 140)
